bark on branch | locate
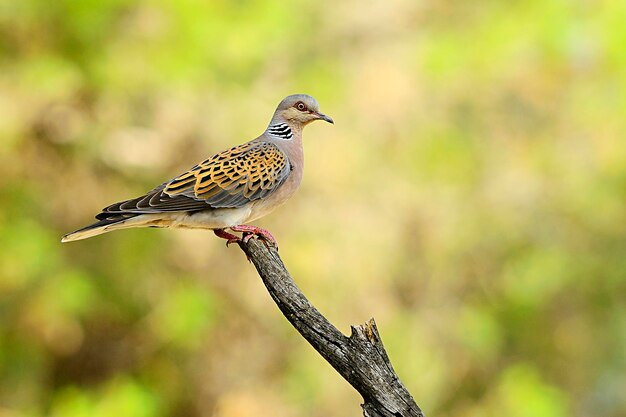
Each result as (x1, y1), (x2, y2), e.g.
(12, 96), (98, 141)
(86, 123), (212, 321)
(237, 239), (425, 417)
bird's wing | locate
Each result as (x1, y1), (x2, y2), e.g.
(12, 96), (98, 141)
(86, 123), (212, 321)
(96, 141), (291, 219)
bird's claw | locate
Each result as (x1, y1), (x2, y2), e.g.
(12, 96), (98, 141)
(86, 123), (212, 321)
(225, 238), (240, 247)
(213, 226), (277, 261)
(230, 225), (278, 249)
(214, 229), (242, 247)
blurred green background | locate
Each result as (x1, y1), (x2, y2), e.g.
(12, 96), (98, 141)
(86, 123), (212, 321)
(1, 0), (625, 416)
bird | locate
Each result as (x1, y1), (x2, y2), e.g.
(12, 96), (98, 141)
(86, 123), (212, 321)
(61, 94), (333, 247)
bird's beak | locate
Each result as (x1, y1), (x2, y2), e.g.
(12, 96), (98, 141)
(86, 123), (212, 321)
(314, 111), (334, 124)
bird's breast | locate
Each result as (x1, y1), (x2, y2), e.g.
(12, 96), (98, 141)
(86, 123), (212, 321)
(248, 167), (302, 223)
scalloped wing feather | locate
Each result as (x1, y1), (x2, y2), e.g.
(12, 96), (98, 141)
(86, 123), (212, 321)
(164, 141), (291, 208)
(95, 141), (291, 220)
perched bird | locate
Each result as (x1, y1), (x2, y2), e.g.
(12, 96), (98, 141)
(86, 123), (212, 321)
(61, 94), (333, 246)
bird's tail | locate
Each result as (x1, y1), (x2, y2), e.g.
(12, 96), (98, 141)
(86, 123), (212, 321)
(61, 214), (143, 243)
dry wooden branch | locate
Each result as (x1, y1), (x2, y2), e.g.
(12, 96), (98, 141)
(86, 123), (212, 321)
(237, 239), (425, 417)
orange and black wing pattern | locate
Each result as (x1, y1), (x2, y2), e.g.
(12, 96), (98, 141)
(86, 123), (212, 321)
(96, 141), (291, 219)
(165, 141), (291, 206)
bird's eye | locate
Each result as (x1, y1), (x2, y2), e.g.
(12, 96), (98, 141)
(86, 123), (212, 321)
(295, 102), (307, 111)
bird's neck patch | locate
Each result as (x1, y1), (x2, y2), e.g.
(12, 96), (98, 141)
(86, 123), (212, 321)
(267, 123), (293, 140)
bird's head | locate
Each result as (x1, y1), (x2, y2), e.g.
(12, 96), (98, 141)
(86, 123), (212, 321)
(271, 94), (333, 128)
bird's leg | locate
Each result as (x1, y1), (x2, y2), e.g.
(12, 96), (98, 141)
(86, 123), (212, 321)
(230, 225), (277, 248)
(213, 228), (241, 246)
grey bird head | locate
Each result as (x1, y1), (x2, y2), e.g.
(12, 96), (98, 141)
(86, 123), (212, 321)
(271, 94), (333, 127)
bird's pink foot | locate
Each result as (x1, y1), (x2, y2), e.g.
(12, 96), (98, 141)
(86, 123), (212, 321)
(230, 225), (277, 248)
(213, 228), (241, 247)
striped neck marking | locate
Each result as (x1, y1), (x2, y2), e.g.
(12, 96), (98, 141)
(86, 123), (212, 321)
(267, 123), (293, 140)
